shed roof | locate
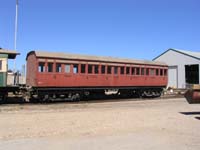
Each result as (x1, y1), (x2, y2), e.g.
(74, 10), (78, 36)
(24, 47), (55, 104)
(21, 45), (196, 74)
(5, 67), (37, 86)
(153, 48), (200, 61)
(26, 50), (167, 66)
(0, 49), (20, 59)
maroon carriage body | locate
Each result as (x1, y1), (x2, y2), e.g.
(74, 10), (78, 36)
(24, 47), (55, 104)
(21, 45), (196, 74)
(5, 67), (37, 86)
(26, 51), (168, 88)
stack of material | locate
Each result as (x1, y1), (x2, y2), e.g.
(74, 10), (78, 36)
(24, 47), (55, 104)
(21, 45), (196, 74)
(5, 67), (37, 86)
(7, 73), (26, 86)
(184, 84), (200, 104)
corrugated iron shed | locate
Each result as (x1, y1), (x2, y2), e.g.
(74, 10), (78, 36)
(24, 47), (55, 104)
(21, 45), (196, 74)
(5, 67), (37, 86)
(153, 48), (200, 61)
(153, 48), (200, 88)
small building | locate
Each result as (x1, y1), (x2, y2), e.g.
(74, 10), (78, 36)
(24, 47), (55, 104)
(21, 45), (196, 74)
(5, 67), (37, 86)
(153, 48), (200, 89)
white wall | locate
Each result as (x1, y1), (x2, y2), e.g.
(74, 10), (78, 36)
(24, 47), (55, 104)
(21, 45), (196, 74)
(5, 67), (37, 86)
(0, 58), (7, 72)
(154, 50), (200, 88)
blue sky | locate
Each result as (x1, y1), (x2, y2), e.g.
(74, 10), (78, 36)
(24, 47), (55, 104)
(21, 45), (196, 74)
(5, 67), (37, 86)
(0, 0), (200, 70)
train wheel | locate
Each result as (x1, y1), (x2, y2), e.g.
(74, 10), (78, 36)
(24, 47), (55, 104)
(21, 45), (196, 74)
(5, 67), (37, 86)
(0, 96), (4, 104)
(0, 94), (7, 104)
(71, 93), (81, 102)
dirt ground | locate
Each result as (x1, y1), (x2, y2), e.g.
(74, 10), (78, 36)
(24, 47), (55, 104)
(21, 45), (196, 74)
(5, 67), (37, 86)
(0, 98), (200, 150)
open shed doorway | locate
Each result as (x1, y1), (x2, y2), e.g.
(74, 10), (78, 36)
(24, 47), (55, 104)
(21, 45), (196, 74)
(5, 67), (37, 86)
(185, 64), (199, 84)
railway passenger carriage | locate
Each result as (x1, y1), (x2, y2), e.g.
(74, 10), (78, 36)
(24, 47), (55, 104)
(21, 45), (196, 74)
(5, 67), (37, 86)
(26, 51), (168, 101)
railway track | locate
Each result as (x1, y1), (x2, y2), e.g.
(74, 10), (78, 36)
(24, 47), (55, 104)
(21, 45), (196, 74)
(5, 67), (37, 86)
(0, 93), (183, 106)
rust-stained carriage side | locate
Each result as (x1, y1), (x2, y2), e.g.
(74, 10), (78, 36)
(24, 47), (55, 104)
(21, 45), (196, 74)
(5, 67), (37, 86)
(26, 51), (37, 87)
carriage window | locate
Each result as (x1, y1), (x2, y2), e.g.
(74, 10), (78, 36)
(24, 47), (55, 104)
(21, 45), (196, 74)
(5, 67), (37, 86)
(107, 66), (112, 74)
(56, 63), (62, 72)
(47, 63), (53, 72)
(73, 64), (79, 74)
(131, 67), (135, 75)
(136, 67), (140, 75)
(146, 68), (149, 75)
(114, 66), (118, 75)
(150, 69), (154, 75)
(88, 65), (93, 74)
(160, 69), (163, 76)
(94, 65), (99, 74)
(65, 64), (70, 73)
(38, 62), (45, 72)
(141, 68), (145, 75)
(81, 64), (85, 73)
(126, 67), (130, 74)
(164, 69), (167, 76)
(101, 65), (106, 74)
(156, 69), (159, 76)
(120, 67), (124, 74)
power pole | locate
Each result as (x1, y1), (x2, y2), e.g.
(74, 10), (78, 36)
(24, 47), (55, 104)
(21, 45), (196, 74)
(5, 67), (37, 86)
(14, 0), (18, 72)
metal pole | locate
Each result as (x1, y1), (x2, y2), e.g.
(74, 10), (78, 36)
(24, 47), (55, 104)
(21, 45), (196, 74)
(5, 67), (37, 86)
(14, 0), (18, 72)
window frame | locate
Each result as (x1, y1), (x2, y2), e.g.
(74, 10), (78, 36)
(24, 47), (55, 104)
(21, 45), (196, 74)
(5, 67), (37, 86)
(56, 63), (62, 73)
(94, 65), (99, 74)
(81, 64), (86, 74)
(47, 62), (53, 73)
(141, 68), (145, 75)
(73, 64), (79, 74)
(131, 67), (135, 75)
(160, 69), (163, 76)
(156, 69), (159, 76)
(88, 64), (93, 74)
(107, 66), (112, 74)
(136, 67), (140, 75)
(65, 64), (71, 73)
(149, 68), (155, 76)
(126, 67), (130, 75)
(164, 69), (167, 76)
(101, 65), (106, 74)
(146, 68), (149, 76)
(114, 66), (118, 75)
(38, 62), (45, 73)
(120, 66), (124, 75)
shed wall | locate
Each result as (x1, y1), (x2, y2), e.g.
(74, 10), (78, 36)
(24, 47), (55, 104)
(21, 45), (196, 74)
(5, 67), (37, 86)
(154, 50), (200, 88)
